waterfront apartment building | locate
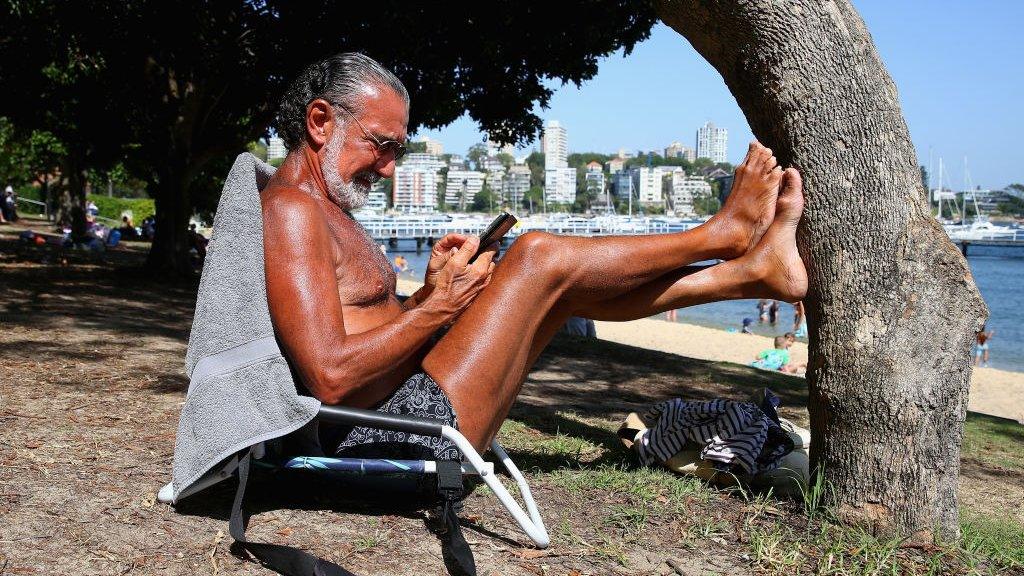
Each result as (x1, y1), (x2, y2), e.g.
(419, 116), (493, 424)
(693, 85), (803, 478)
(393, 153), (445, 213)
(606, 157), (625, 174)
(664, 141), (696, 162)
(614, 170), (634, 201)
(444, 169), (486, 210)
(696, 122), (728, 163)
(267, 136), (287, 160)
(503, 163), (531, 209)
(584, 161), (605, 195)
(364, 181), (388, 213)
(634, 166), (665, 204)
(545, 167), (577, 205)
(669, 169), (711, 217)
(543, 120), (575, 205)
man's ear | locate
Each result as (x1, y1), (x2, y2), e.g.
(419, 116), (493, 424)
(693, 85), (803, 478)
(305, 99), (334, 149)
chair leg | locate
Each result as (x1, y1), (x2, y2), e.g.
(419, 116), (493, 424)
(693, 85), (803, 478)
(440, 426), (550, 548)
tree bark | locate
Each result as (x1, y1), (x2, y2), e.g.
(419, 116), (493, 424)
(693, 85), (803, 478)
(656, 0), (987, 539)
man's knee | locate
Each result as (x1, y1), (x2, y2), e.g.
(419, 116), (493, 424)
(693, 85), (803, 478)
(504, 231), (567, 275)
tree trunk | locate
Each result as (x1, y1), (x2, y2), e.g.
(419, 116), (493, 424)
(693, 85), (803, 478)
(656, 0), (987, 539)
(58, 157), (87, 239)
(144, 168), (193, 276)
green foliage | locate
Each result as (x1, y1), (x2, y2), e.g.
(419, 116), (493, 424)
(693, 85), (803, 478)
(694, 195), (721, 216)
(248, 140), (268, 162)
(2, 1), (656, 270)
(86, 162), (149, 198)
(406, 140), (428, 154)
(526, 152), (546, 189)
(86, 194), (155, 223)
(999, 184), (1024, 216)
(466, 143), (488, 171)
(0, 117), (65, 187)
(568, 152), (612, 168)
(472, 183), (500, 213)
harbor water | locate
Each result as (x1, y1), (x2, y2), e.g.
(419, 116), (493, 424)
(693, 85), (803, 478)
(385, 239), (1024, 373)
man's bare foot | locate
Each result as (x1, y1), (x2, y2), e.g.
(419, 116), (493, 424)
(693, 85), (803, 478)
(742, 168), (808, 302)
(710, 141), (784, 260)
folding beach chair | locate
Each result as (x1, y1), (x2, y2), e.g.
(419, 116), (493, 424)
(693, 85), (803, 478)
(158, 404), (549, 575)
(159, 153), (548, 575)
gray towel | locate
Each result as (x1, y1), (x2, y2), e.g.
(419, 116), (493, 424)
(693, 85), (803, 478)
(171, 152), (320, 499)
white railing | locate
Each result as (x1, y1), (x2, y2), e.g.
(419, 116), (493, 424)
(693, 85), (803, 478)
(356, 217), (700, 240)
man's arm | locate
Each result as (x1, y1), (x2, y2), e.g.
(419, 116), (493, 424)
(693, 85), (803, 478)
(402, 283), (434, 309)
(263, 190), (459, 408)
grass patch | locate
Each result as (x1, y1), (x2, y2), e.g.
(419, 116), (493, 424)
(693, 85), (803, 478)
(960, 514), (1024, 571)
(962, 412), (1024, 470)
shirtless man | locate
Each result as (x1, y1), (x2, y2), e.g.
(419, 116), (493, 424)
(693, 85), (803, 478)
(262, 53), (807, 461)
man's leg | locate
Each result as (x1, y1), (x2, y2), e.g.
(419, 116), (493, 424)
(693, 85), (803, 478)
(423, 152), (803, 451)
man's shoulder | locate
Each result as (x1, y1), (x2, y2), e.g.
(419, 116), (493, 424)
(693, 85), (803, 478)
(262, 185), (336, 239)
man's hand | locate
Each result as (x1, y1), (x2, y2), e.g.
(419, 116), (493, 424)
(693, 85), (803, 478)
(423, 233), (468, 289)
(426, 235), (497, 321)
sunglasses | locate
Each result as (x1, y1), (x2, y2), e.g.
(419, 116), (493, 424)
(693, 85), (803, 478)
(333, 103), (407, 161)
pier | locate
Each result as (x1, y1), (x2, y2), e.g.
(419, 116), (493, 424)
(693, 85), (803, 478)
(354, 215), (702, 243)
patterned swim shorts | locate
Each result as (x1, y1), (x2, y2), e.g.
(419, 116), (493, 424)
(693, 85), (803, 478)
(333, 372), (460, 462)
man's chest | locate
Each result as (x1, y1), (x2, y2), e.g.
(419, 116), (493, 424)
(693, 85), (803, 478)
(326, 219), (396, 305)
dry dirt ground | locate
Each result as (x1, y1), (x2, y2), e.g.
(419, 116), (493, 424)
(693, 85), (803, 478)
(1, 222), (1021, 575)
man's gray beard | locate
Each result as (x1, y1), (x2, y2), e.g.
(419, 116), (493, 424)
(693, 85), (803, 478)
(321, 132), (370, 211)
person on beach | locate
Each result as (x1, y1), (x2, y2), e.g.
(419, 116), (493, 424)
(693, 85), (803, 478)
(751, 335), (806, 374)
(974, 325), (994, 367)
(260, 53), (808, 460)
(768, 299), (780, 325)
(751, 336), (791, 371)
(792, 300), (806, 336)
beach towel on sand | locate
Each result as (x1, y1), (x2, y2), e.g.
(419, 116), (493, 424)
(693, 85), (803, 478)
(170, 153), (320, 500)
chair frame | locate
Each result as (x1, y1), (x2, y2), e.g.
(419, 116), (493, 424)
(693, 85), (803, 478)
(159, 404), (549, 548)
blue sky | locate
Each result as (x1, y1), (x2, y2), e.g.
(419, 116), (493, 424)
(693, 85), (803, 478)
(417, 0), (1023, 189)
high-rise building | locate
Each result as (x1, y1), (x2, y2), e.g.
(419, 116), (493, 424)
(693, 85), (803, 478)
(267, 136), (287, 160)
(502, 163), (531, 210)
(444, 170), (486, 210)
(542, 121), (568, 169)
(696, 122), (728, 163)
(417, 136), (443, 156)
(664, 141), (696, 162)
(542, 120), (575, 206)
(392, 153), (445, 213)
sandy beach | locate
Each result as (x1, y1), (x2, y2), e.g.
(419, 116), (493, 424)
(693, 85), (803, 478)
(398, 278), (1024, 422)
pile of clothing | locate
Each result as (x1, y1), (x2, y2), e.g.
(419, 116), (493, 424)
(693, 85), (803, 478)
(619, 389), (810, 494)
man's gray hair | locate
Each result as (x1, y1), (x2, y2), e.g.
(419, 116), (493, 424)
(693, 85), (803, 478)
(275, 53), (409, 150)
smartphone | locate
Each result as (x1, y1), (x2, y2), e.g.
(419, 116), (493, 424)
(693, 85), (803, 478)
(471, 211), (518, 262)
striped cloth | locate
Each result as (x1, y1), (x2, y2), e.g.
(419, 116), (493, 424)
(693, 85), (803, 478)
(635, 398), (793, 475)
